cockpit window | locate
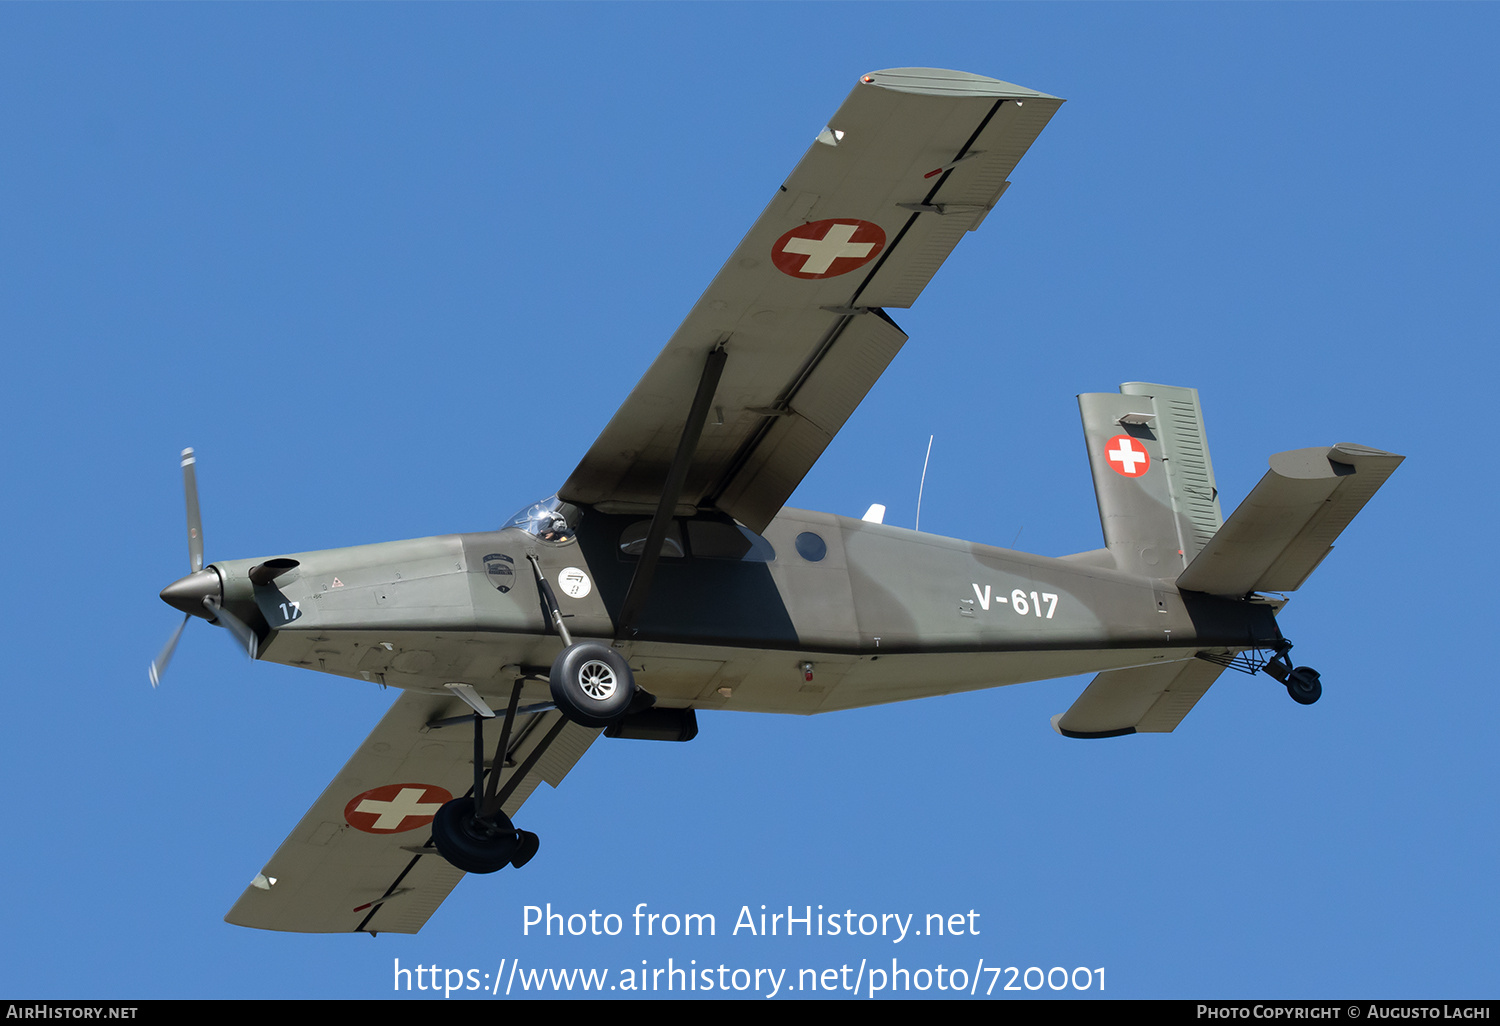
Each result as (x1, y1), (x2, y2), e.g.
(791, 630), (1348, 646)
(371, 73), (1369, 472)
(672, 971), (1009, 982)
(504, 495), (582, 545)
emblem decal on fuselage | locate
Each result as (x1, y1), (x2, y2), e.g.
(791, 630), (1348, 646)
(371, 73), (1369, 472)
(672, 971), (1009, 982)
(483, 552), (515, 593)
(557, 567), (592, 599)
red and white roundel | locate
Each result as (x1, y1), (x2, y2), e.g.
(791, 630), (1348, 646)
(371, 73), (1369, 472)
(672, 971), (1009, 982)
(344, 783), (452, 834)
(771, 219), (886, 279)
(1104, 434), (1150, 477)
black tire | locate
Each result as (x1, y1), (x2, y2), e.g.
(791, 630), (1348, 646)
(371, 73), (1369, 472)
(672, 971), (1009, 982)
(431, 798), (519, 874)
(1286, 666), (1322, 706)
(550, 642), (635, 727)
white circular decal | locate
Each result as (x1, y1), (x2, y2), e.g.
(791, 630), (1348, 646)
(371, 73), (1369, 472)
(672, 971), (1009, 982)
(557, 567), (592, 599)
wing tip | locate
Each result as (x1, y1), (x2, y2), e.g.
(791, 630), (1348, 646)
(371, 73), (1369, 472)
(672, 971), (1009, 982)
(860, 67), (1061, 101)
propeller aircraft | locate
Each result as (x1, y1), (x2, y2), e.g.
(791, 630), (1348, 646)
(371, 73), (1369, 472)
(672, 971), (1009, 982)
(152, 68), (1402, 934)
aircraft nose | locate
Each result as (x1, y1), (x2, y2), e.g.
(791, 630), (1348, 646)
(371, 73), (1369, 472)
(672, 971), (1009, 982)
(160, 568), (222, 619)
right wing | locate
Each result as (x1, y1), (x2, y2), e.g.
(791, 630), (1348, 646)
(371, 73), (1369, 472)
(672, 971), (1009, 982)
(224, 691), (600, 934)
(560, 68), (1063, 532)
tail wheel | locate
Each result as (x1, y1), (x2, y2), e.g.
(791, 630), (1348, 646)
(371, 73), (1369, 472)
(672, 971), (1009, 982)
(550, 642), (635, 727)
(1286, 666), (1322, 706)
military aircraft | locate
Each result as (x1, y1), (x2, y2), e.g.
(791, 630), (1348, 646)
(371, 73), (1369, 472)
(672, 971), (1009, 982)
(152, 68), (1401, 934)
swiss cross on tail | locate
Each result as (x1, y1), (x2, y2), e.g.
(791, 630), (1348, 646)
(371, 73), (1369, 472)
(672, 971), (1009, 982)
(1105, 434), (1150, 477)
(343, 783), (452, 833)
(771, 219), (886, 279)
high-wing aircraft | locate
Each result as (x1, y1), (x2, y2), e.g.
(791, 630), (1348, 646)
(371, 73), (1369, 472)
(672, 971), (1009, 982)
(152, 68), (1402, 934)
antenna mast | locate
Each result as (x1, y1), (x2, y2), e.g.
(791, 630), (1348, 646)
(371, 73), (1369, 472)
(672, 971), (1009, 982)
(915, 435), (934, 531)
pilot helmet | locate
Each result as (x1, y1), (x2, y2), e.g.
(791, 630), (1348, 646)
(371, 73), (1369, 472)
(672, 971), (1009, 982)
(537, 511), (572, 542)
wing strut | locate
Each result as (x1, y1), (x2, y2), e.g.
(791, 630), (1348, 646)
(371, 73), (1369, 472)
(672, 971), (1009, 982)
(476, 679), (524, 816)
(487, 714), (571, 811)
(614, 342), (728, 639)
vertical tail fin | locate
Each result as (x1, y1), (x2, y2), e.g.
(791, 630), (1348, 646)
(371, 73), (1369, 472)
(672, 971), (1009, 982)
(1077, 382), (1222, 577)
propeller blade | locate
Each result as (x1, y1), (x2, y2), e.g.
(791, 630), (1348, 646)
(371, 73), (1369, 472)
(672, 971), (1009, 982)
(149, 614), (191, 688)
(182, 448), (203, 573)
(204, 597), (258, 662)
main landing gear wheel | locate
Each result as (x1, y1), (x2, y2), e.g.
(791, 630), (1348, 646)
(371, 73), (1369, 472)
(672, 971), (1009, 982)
(1285, 666), (1323, 706)
(550, 642), (635, 727)
(431, 799), (531, 874)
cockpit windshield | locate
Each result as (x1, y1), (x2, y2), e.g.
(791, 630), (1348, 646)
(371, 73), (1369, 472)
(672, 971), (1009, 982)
(503, 495), (582, 545)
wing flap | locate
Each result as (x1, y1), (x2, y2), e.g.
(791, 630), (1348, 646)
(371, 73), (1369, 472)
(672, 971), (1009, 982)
(224, 692), (600, 934)
(561, 68), (1062, 532)
(712, 310), (908, 530)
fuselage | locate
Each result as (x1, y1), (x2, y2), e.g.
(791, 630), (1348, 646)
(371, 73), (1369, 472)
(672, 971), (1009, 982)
(206, 505), (1279, 715)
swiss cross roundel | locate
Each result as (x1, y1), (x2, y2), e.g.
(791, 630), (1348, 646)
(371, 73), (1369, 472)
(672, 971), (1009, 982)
(1104, 434), (1151, 478)
(771, 219), (886, 279)
(344, 783), (452, 834)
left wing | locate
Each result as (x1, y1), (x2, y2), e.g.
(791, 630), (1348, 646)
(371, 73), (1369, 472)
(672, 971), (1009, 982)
(561, 68), (1063, 532)
(225, 692), (599, 934)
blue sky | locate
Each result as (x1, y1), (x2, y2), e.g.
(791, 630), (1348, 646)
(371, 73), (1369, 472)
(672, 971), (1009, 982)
(2, 3), (1496, 1000)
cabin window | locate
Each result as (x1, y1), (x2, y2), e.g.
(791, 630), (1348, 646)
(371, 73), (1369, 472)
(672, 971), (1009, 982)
(794, 532), (827, 562)
(687, 521), (776, 562)
(617, 518), (776, 562)
(618, 520), (686, 559)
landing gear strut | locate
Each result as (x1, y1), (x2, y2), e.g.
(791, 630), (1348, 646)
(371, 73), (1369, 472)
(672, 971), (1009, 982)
(430, 681), (543, 874)
(525, 552), (640, 728)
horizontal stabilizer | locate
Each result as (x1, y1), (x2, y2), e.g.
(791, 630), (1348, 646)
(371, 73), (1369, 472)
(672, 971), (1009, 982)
(1176, 444), (1403, 596)
(1052, 658), (1226, 738)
